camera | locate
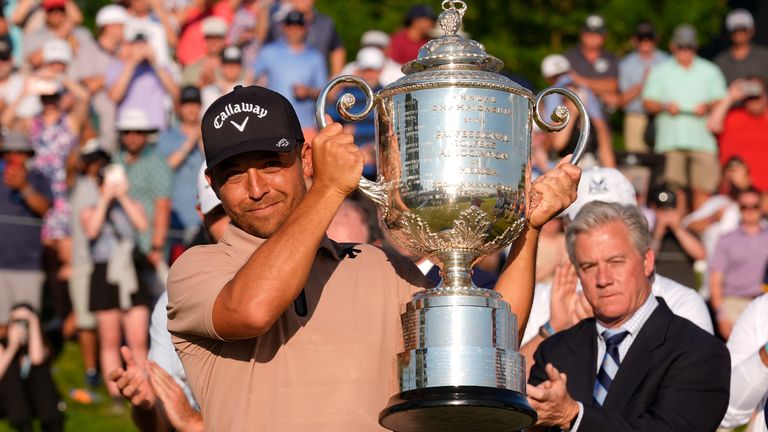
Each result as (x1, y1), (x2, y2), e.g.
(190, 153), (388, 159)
(651, 187), (677, 209)
(10, 318), (29, 345)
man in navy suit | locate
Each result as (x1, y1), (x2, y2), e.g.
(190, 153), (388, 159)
(527, 201), (729, 431)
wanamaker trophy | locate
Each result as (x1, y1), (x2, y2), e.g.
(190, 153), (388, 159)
(316, 1), (589, 431)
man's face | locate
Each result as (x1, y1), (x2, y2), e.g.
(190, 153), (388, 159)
(205, 35), (226, 56)
(673, 45), (696, 65)
(738, 191), (762, 225)
(0, 56), (12, 80)
(730, 28), (753, 45)
(283, 23), (307, 44)
(412, 17), (434, 37)
(208, 148), (312, 238)
(121, 130), (149, 155)
(104, 23), (125, 42)
(221, 62), (242, 81)
(179, 102), (201, 124)
(580, 31), (605, 50)
(129, 0), (151, 15)
(573, 220), (654, 327)
(45, 7), (66, 28)
(634, 35), (656, 54)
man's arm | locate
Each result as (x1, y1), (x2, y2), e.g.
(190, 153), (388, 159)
(212, 122), (364, 339)
(496, 157), (581, 343)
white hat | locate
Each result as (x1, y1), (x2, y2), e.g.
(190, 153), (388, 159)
(360, 30), (390, 48)
(563, 167), (637, 220)
(541, 54), (570, 79)
(198, 163), (221, 215)
(115, 109), (156, 131)
(42, 38), (72, 64)
(356, 47), (385, 70)
(725, 9), (754, 31)
(202, 16), (227, 37)
(96, 4), (128, 27)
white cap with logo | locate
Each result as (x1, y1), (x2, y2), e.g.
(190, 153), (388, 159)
(198, 163), (221, 215)
(541, 54), (571, 79)
(562, 167), (637, 220)
(42, 38), (72, 64)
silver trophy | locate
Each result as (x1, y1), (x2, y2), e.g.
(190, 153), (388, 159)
(316, 1), (588, 431)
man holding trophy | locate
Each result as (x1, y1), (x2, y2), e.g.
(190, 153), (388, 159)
(168, 2), (588, 431)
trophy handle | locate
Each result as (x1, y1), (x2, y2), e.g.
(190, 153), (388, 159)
(533, 87), (590, 165)
(315, 75), (388, 208)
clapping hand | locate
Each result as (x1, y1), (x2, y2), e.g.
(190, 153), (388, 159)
(108, 346), (157, 410)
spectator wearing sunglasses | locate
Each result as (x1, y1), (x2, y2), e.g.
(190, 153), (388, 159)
(618, 22), (669, 153)
(642, 24), (727, 211)
(714, 9), (768, 85)
(709, 188), (768, 340)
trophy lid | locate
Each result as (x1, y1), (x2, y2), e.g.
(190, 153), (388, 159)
(402, 0), (504, 74)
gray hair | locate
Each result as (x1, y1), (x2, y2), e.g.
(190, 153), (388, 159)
(565, 201), (651, 264)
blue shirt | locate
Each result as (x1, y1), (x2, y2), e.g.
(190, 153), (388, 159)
(157, 127), (204, 230)
(619, 50), (670, 113)
(0, 162), (53, 269)
(252, 39), (327, 129)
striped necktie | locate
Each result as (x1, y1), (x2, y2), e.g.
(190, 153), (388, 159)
(593, 329), (629, 406)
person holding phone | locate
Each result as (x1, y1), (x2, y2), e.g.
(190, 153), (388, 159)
(0, 305), (63, 432)
(81, 160), (150, 408)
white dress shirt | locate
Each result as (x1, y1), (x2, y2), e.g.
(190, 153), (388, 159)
(720, 293), (768, 432)
(149, 291), (198, 408)
(522, 273), (713, 346)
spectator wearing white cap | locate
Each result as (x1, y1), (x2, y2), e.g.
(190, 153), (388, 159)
(540, 54), (615, 168)
(113, 108), (172, 275)
(564, 14), (620, 110)
(182, 17), (228, 88)
(643, 23), (727, 211)
(519, 167), (713, 374)
(715, 9), (768, 85)
(78, 4), (129, 154)
(339, 30), (404, 86)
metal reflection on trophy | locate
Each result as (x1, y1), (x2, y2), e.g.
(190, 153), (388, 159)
(316, 1), (589, 431)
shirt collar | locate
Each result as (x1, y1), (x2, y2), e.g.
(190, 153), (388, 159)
(596, 293), (658, 338)
(220, 223), (342, 261)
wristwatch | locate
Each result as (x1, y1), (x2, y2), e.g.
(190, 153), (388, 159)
(539, 321), (556, 339)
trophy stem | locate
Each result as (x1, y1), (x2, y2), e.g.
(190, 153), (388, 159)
(437, 250), (476, 290)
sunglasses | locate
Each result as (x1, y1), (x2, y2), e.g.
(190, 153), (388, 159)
(121, 130), (148, 135)
(739, 203), (760, 210)
(46, 6), (66, 13)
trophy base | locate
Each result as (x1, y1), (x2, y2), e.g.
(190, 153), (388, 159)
(378, 385), (536, 432)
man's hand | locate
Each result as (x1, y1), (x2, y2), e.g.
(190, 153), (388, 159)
(527, 155), (581, 231)
(108, 346), (157, 410)
(148, 362), (204, 432)
(309, 120), (363, 198)
(666, 102), (680, 116)
(549, 264), (593, 332)
(527, 363), (580, 429)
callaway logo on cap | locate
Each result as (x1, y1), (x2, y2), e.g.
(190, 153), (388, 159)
(202, 85), (305, 172)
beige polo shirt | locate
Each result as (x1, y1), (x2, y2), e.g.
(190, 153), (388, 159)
(167, 224), (430, 431)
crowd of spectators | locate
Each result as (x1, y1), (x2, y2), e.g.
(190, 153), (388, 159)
(0, 0), (766, 430)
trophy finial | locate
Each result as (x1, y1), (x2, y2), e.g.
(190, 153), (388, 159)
(439, 0), (466, 36)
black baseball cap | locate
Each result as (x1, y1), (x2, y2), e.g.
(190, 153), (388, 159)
(634, 22), (656, 39)
(202, 85), (304, 173)
(284, 10), (305, 26)
(180, 85), (201, 104)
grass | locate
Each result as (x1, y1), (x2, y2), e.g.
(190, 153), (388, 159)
(0, 342), (136, 432)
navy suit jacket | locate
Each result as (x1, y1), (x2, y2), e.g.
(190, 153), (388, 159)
(529, 298), (730, 432)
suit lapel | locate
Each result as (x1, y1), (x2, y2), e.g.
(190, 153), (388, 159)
(565, 320), (599, 403)
(602, 299), (671, 410)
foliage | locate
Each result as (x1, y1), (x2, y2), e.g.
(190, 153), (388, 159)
(320, 0), (728, 89)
